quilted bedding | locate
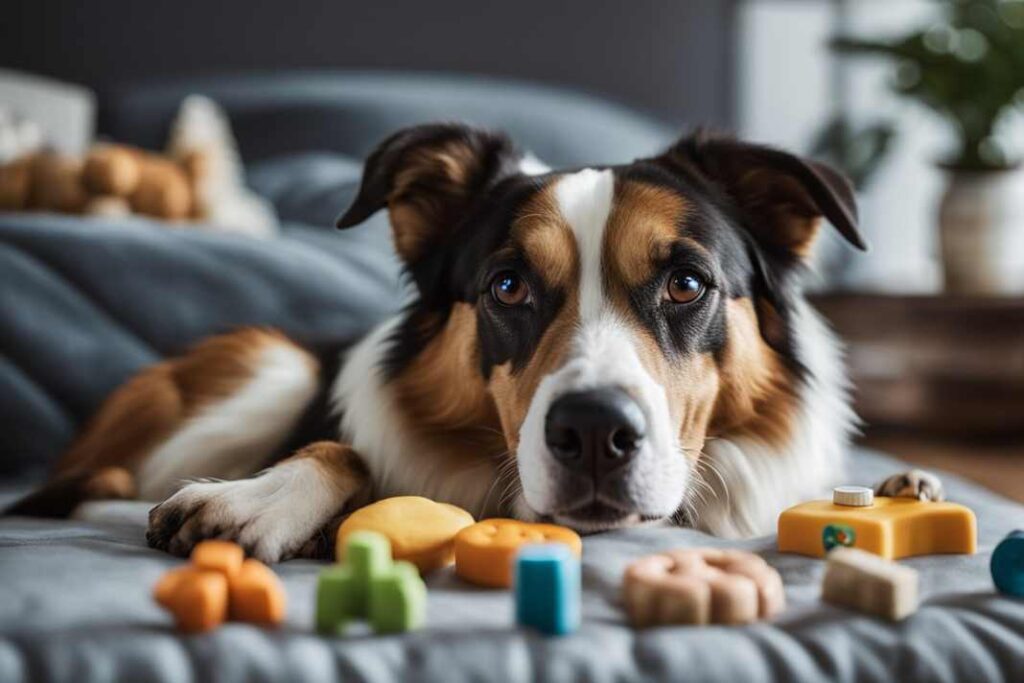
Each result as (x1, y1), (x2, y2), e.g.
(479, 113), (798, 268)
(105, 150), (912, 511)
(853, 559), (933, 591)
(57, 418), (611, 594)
(1, 451), (1023, 683)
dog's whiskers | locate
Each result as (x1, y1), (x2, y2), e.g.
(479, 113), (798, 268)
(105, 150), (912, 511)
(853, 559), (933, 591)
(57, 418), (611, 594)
(479, 451), (521, 515)
(694, 453), (731, 516)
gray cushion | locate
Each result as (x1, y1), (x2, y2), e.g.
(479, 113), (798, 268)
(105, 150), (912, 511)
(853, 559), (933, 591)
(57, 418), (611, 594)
(1, 449), (1022, 683)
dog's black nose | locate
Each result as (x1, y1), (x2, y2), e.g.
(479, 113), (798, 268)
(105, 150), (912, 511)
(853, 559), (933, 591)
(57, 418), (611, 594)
(544, 388), (646, 480)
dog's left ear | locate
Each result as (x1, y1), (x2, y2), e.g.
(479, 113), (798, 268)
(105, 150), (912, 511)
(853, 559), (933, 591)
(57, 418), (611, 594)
(656, 133), (866, 259)
(337, 123), (522, 267)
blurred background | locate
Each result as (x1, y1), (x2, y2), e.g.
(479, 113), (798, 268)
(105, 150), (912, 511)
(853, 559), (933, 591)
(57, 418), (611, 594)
(1, 0), (1022, 498)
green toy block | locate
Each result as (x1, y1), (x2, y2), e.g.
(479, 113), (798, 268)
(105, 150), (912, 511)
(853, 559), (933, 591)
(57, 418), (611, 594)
(316, 566), (358, 634)
(369, 561), (427, 633)
(345, 531), (392, 582)
(316, 530), (427, 634)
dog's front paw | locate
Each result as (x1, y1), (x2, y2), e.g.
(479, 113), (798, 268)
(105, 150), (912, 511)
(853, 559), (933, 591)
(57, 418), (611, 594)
(147, 479), (295, 563)
(146, 470), (344, 563)
(873, 469), (945, 502)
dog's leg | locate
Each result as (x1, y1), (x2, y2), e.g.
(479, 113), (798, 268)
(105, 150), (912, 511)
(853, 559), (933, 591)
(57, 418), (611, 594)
(147, 441), (370, 563)
(873, 469), (946, 502)
(6, 328), (321, 519)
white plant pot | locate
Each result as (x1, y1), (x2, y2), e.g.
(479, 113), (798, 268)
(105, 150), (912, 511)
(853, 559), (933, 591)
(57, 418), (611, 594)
(938, 167), (1024, 295)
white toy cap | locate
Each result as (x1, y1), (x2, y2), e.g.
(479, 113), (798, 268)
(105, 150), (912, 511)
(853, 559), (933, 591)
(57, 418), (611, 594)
(833, 486), (874, 507)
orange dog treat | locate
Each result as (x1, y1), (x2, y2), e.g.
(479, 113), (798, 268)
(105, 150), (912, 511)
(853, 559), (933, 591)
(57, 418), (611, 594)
(154, 540), (286, 632)
(778, 489), (977, 559)
(454, 519), (582, 588)
(338, 496), (475, 573)
(228, 559), (286, 625)
(154, 566), (199, 608)
(191, 540), (245, 579)
(165, 570), (229, 633)
(622, 549), (785, 627)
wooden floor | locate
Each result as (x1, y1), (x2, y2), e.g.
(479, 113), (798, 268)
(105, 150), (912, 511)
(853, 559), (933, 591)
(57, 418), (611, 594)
(859, 431), (1024, 503)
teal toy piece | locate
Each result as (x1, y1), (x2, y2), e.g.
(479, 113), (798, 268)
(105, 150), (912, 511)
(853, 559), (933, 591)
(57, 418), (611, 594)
(991, 530), (1024, 597)
(823, 523), (856, 552)
(316, 530), (427, 634)
(514, 544), (580, 636)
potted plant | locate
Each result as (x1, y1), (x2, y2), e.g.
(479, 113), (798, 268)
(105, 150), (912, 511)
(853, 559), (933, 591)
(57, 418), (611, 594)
(834, 0), (1024, 294)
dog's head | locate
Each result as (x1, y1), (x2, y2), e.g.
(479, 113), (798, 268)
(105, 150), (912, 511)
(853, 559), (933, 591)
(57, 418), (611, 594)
(338, 123), (864, 532)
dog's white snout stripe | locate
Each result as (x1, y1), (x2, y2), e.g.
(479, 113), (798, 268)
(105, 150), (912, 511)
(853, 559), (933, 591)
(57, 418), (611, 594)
(554, 168), (614, 322)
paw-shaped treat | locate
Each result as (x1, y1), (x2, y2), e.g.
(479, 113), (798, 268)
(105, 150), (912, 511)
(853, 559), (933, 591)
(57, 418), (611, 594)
(454, 519), (582, 588)
(337, 496), (474, 573)
(317, 531), (427, 634)
(622, 548), (785, 627)
(154, 540), (285, 632)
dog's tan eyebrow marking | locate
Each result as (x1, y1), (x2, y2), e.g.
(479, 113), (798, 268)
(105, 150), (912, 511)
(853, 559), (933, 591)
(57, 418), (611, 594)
(605, 180), (691, 292)
(511, 185), (576, 290)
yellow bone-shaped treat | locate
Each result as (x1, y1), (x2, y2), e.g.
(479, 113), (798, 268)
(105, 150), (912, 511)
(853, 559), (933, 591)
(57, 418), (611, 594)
(778, 491), (976, 560)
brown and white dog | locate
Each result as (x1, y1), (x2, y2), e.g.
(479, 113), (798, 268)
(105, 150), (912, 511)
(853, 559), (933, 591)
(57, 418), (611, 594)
(8, 124), (943, 561)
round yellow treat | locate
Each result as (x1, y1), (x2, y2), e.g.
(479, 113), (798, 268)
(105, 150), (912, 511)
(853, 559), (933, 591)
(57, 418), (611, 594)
(337, 496), (475, 573)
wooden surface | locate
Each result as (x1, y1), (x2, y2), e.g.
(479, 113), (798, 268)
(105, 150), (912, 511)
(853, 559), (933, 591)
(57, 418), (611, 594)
(812, 294), (1024, 436)
(813, 293), (1024, 502)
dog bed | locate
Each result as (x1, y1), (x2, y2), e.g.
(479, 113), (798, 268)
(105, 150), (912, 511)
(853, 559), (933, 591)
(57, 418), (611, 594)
(1, 449), (1022, 683)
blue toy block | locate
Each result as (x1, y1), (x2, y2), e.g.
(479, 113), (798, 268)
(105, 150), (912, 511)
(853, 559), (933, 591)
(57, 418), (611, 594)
(991, 530), (1024, 597)
(514, 544), (580, 635)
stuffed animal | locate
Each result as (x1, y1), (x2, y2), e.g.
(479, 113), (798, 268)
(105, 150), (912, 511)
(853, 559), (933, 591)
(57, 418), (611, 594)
(0, 96), (277, 238)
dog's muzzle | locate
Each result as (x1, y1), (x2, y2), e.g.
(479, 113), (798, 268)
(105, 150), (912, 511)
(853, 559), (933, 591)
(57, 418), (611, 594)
(544, 387), (646, 483)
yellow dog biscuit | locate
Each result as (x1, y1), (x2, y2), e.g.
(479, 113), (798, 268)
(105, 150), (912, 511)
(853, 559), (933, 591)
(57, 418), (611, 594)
(337, 496), (475, 574)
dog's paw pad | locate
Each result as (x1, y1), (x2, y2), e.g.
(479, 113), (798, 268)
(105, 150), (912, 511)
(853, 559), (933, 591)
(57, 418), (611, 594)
(873, 469), (945, 502)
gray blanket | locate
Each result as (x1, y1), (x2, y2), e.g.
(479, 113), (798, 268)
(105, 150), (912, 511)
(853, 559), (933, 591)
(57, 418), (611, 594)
(1, 449), (1022, 683)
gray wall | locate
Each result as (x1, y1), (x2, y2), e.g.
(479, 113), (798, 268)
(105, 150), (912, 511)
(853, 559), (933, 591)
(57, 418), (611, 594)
(0, 0), (737, 127)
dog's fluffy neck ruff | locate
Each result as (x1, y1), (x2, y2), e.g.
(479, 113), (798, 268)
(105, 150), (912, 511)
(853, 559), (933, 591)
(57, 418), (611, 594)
(692, 299), (855, 537)
(332, 313), (510, 517)
(331, 298), (854, 537)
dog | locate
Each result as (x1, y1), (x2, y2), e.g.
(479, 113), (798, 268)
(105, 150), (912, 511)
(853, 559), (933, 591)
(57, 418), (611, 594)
(8, 123), (944, 562)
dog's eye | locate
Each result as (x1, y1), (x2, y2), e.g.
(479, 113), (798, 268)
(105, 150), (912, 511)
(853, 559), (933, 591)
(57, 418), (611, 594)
(665, 270), (706, 304)
(491, 270), (530, 306)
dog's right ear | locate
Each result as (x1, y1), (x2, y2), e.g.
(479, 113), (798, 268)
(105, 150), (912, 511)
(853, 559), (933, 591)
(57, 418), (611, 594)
(337, 123), (522, 266)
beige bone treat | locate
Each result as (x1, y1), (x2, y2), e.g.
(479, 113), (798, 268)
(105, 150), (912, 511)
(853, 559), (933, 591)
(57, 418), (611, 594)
(822, 547), (918, 620)
(622, 548), (786, 627)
